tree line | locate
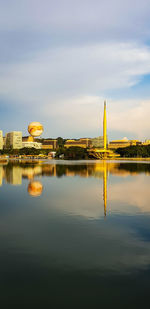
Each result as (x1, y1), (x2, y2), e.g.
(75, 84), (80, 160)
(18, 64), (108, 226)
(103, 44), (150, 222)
(1, 144), (150, 159)
(116, 145), (150, 157)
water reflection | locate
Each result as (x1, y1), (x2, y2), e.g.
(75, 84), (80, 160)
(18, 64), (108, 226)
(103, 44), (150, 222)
(0, 160), (150, 307)
(28, 181), (43, 197)
(0, 160), (150, 215)
(0, 161), (109, 214)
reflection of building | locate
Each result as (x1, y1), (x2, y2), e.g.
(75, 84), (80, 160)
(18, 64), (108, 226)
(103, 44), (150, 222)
(0, 131), (3, 150)
(22, 165), (43, 179)
(5, 166), (22, 185)
(64, 138), (92, 148)
(0, 166), (3, 186)
(6, 131), (22, 149)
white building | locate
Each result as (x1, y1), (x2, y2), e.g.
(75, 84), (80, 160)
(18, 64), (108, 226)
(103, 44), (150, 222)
(22, 141), (42, 149)
(6, 131), (22, 149)
(0, 131), (3, 150)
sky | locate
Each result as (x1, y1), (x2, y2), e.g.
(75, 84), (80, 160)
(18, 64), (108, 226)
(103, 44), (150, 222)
(0, 0), (150, 140)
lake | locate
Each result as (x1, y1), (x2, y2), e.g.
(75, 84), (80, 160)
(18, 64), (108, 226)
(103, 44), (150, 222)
(0, 160), (150, 308)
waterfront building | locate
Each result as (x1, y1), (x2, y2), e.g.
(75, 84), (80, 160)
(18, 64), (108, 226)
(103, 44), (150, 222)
(91, 136), (108, 148)
(6, 131), (22, 149)
(142, 140), (150, 145)
(3, 137), (6, 148)
(108, 139), (141, 149)
(0, 131), (3, 150)
(42, 139), (57, 150)
(22, 141), (42, 149)
(64, 138), (92, 148)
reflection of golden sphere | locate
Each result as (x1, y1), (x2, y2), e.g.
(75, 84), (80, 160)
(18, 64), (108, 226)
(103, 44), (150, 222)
(28, 122), (43, 137)
(28, 181), (43, 197)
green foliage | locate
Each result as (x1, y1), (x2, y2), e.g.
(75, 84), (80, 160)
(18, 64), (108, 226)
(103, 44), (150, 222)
(116, 145), (150, 158)
(0, 148), (50, 156)
(55, 146), (66, 158)
(57, 137), (65, 147)
(64, 146), (88, 160)
(117, 163), (150, 173)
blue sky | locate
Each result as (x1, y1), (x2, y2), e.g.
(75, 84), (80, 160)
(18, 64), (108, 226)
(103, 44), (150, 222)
(0, 0), (150, 140)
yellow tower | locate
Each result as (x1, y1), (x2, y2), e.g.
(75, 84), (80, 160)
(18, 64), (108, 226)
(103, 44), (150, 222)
(103, 100), (107, 150)
(88, 100), (119, 159)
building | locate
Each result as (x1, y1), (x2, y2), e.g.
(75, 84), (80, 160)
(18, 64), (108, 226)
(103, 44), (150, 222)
(109, 139), (130, 149)
(22, 141), (42, 149)
(3, 137), (6, 148)
(0, 131), (3, 150)
(108, 139), (141, 149)
(91, 136), (108, 148)
(6, 131), (22, 149)
(131, 140), (142, 146)
(41, 139), (57, 150)
(142, 140), (150, 146)
(64, 138), (92, 148)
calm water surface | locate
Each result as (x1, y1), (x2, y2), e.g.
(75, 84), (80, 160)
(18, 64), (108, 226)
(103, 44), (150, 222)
(0, 160), (150, 308)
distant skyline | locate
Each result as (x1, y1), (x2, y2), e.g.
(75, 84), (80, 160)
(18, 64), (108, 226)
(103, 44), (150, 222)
(0, 0), (150, 140)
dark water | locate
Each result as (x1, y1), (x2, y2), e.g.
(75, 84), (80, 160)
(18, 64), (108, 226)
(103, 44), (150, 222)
(0, 160), (150, 308)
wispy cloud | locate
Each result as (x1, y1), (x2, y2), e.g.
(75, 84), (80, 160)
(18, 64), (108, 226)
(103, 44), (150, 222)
(1, 42), (150, 103)
(0, 0), (150, 138)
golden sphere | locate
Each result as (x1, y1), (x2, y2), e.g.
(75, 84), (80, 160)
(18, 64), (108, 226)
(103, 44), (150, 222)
(28, 122), (43, 137)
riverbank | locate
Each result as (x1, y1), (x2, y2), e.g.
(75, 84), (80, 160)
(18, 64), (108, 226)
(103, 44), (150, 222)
(112, 157), (150, 161)
(1, 157), (150, 164)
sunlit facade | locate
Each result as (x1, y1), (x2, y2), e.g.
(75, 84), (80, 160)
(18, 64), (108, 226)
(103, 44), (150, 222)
(142, 140), (150, 146)
(108, 139), (141, 149)
(64, 138), (92, 148)
(6, 131), (22, 149)
(0, 130), (3, 150)
(22, 141), (42, 149)
(41, 139), (57, 150)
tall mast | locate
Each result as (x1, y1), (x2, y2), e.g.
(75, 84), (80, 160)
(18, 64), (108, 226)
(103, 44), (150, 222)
(103, 100), (107, 150)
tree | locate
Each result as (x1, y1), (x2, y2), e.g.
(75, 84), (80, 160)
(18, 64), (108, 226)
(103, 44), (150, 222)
(64, 146), (88, 160)
(57, 137), (65, 147)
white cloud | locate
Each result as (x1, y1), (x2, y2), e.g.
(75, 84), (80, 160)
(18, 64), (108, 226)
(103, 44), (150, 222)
(1, 41), (150, 138)
(109, 99), (150, 139)
(1, 42), (150, 102)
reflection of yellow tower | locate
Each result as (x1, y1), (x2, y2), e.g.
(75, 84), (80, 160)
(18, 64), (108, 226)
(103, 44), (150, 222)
(103, 100), (107, 150)
(103, 161), (107, 217)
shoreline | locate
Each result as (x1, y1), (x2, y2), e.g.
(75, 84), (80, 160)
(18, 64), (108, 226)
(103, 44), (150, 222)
(110, 157), (150, 161)
(1, 157), (150, 164)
